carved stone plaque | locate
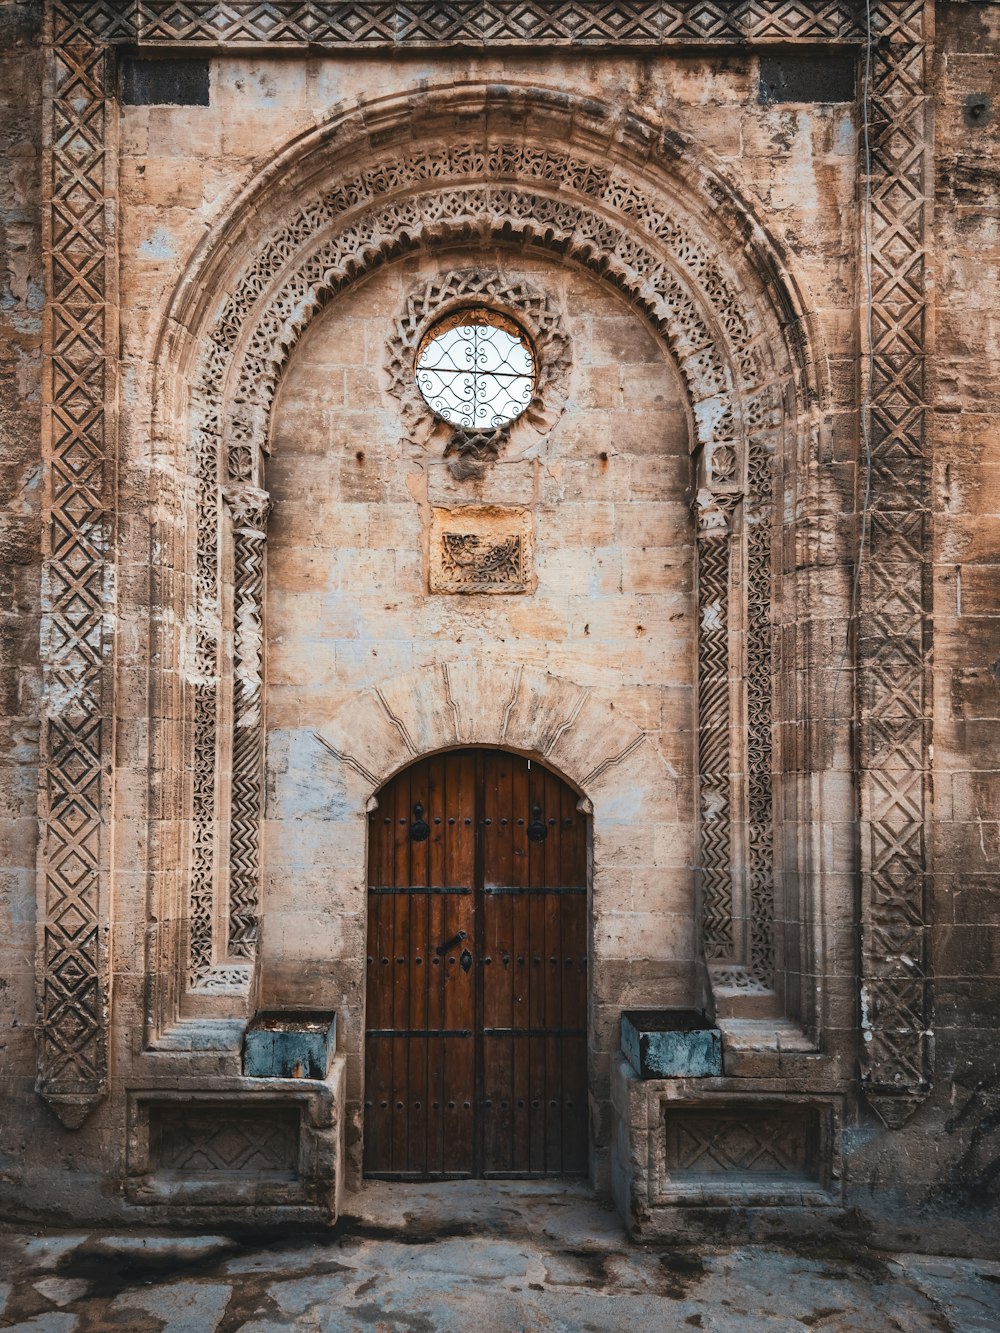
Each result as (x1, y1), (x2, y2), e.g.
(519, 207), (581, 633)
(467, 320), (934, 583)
(430, 506), (534, 595)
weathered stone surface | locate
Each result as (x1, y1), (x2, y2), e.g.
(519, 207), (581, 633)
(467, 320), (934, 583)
(243, 1013), (337, 1080)
(621, 1010), (722, 1079)
(0, 0), (996, 1252)
(0, 1185), (998, 1331)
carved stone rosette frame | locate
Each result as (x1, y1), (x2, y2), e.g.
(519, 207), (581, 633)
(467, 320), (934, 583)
(385, 268), (573, 473)
(39, 0), (934, 1130)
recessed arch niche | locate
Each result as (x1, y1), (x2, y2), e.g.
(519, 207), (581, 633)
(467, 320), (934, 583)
(263, 247), (695, 1171)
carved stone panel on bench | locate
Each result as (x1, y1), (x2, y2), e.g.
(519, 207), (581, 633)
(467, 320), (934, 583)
(152, 1106), (300, 1177)
(660, 1102), (832, 1202)
(125, 1068), (346, 1217)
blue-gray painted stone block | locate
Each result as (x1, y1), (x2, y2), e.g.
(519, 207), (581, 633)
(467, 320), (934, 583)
(620, 1009), (721, 1079)
(243, 1012), (337, 1079)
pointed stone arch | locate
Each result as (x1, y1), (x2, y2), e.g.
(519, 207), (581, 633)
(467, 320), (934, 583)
(145, 82), (829, 1054)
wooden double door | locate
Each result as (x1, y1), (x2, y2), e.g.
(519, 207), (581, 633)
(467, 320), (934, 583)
(364, 749), (588, 1178)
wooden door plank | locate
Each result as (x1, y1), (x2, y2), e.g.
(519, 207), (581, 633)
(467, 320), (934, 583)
(365, 801), (386, 1173)
(560, 783), (586, 1175)
(563, 780), (588, 1174)
(441, 1035), (474, 1176)
(364, 862), (384, 1174)
(390, 767), (411, 1172)
(480, 751), (498, 1173)
(447, 750), (474, 888)
(365, 775), (398, 1175)
(376, 889), (396, 1172)
(449, 752), (476, 1174)
(541, 768), (563, 1173)
(526, 760), (548, 1174)
(481, 750), (516, 1174)
(510, 757), (532, 1171)
(425, 754), (446, 1176)
(365, 749), (586, 1180)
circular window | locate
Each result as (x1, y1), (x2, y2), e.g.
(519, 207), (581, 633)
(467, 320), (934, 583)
(415, 308), (535, 430)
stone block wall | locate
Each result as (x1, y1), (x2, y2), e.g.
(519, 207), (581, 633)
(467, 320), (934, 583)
(0, 0), (43, 1187)
(835, 0), (1000, 1237)
(0, 0), (995, 1248)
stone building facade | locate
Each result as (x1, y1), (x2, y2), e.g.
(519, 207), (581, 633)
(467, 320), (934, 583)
(0, 0), (997, 1250)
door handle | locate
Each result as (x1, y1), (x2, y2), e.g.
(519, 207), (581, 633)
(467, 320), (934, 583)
(436, 930), (468, 956)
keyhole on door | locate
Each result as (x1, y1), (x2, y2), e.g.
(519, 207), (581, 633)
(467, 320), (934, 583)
(460, 949), (473, 973)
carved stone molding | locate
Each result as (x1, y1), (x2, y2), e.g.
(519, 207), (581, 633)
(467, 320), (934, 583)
(443, 428), (506, 482)
(858, 1), (934, 1125)
(224, 483), (271, 534)
(316, 661), (651, 801)
(180, 122), (791, 1009)
(695, 489), (741, 538)
(37, 20), (116, 1128)
(184, 460), (270, 990)
(746, 432), (777, 988)
(223, 486), (271, 960)
(694, 489), (741, 971)
(52, 2), (865, 48)
(222, 164), (748, 469)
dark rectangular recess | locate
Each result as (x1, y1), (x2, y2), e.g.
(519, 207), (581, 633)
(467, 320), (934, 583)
(759, 49), (856, 104)
(121, 57), (210, 106)
(663, 1104), (827, 1184)
(249, 1010), (336, 1033)
(623, 1008), (712, 1033)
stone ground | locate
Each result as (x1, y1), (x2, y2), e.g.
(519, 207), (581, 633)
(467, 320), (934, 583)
(1, 1183), (998, 1333)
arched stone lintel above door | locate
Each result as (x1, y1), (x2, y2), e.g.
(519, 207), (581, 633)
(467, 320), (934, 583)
(314, 661), (653, 816)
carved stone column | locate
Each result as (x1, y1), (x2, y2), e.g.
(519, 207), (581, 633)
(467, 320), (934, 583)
(223, 485), (271, 960)
(696, 490), (739, 969)
(745, 433), (776, 989)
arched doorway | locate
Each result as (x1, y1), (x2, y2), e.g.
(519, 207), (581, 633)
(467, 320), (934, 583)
(364, 749), (588, 1179)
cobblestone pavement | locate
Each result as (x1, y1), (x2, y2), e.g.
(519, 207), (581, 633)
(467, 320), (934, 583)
(1, 1183), (998, 1332)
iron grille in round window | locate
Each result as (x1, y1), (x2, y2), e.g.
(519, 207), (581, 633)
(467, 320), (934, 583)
(415, 308), (535, 429)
